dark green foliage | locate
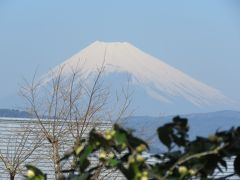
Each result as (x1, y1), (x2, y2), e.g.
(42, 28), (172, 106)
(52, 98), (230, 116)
(234, 155), (240, 176)
(25, 116), (240, 180)
(157, 116), (189, 150)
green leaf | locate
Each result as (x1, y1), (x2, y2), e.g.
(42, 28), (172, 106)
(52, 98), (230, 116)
(173, 116), (188, 128)
(106, 158), (120, 167)
(78, 145), (93, 172)
(157, 124), (173, 149)
(69, 173), (90, 180)
(115, 131), (128, 145)
(219, 159), (227, 170)
(234, 155), (240, 176)
(128, 135), (148, 150)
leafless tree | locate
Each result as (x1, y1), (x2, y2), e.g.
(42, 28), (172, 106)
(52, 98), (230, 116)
(20, 63), (132, 179)
(0, 122), (41, 180)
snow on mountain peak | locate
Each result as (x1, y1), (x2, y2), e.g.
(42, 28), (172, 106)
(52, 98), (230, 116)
(45, 41), (232, 109)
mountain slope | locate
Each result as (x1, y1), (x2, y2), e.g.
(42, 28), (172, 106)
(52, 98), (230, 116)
(43, 41), (234, 115)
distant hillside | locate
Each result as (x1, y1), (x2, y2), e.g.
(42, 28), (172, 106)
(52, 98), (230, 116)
(0, 109), (32, 118)
(124, 110), (240, 152)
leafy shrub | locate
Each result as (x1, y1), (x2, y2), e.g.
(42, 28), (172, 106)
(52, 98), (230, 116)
(25, 116), (240, 180)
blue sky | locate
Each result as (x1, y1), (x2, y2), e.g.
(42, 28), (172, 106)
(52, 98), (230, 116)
(0, 0), (240, 107)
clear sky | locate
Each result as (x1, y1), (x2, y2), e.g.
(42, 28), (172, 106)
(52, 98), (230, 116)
(0, 0), (240, 107)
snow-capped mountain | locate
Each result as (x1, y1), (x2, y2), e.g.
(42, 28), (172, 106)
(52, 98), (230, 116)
(43, 41), (234, 115)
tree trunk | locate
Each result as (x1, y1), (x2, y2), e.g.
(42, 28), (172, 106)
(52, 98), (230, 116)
(10, 173), (15, 180)
(52, 140), (61, 179)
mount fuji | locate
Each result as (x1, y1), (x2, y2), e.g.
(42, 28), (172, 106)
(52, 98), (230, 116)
(42, 41), (234, 115)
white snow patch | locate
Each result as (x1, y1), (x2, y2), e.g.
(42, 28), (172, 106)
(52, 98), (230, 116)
(43, 41), (233, 107)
